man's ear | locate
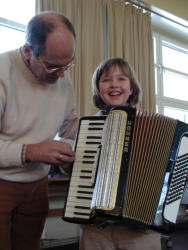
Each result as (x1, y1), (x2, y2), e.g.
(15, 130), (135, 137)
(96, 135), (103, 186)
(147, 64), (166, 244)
(22, 44), (32, 60)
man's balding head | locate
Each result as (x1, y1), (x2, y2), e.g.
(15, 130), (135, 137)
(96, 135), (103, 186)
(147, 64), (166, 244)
(25, 11), (76, 58)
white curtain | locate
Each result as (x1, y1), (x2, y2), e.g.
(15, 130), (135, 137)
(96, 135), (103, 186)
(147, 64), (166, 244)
(36, 0), (105, 116)
(36, 0), (155, 114)
(107, 0), (155, 112)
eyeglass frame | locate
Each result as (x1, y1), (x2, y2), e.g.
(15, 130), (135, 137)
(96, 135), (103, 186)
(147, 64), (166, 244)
(38, 56), (75, 74)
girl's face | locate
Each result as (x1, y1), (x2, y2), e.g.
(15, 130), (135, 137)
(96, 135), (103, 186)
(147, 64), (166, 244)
(98, 66), (133, 107)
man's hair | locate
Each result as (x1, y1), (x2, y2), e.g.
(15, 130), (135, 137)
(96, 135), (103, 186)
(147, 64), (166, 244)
(92, 57), (142, 110)
(25, 11), (76, 58)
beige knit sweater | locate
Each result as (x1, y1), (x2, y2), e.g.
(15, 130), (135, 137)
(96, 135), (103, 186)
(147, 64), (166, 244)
(0, 48), (79, 182)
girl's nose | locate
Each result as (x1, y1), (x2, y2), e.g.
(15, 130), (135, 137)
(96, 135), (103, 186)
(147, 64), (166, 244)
(110, 79), (118, 87)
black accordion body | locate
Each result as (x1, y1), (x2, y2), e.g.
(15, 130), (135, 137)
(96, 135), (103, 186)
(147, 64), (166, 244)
(63, 106), (188, 231)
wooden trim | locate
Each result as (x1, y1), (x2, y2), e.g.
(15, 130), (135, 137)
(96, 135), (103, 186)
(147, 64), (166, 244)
(48, 208), (64, 217)
(48, 177), (70, 182)
(48, 193), (66, 198)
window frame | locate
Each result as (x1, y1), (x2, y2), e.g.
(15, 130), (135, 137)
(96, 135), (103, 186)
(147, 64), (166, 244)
(0, 17), (26, 31)
(153, 32), (188, 120)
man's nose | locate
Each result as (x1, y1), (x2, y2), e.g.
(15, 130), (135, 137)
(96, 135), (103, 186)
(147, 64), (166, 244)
(55, 69), (65, 78)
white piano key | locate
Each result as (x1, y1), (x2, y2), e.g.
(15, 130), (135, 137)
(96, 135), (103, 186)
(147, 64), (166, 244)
(72, 166), (94, 172)
(69, 185), (93, 192)
(69, 176), (94, 184)
(66, 196), (92, 206)
(76, 143), (101, 148)
(65, 206), (91, 214)
(78, 137), (102, 142)
(68, 189), (94, 197)
(66, 200), (91, 208)
(77, 134), (102, 140)
(74, 159), (97, 165)
(68, 180), (94, 188)
(64, 210), (90, 219)
(73, 161), (97, 168)
(71, 171), (95, 177)
(80, 119), (105, 125)
(71, 172), (93, 178)
(76, 149), (98, 154)
(79, 133), (103, 141)
(79, 127), (103, 131)
(79, 123), (103, 128)
(76, 151), (98, 158)
(66, 199), (91, 208)
(77, 130), (103, 136)
(76, 152), (97, 159)
(68, 190), (93, 198)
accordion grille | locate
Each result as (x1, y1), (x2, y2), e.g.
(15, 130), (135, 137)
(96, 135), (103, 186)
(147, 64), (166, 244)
(123, 111), (177, 225)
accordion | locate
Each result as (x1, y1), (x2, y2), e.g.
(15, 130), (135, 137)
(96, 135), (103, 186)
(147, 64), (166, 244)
(63, 106), (188, 231)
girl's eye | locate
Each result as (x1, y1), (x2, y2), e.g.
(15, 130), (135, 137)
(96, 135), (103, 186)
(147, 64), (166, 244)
(119, 76), (129, 81)
(118, 77), (126, 81)
(103, 78), (110, 82)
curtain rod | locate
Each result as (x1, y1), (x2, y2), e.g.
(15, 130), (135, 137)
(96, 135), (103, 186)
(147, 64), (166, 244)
(124, 0), (188, 29)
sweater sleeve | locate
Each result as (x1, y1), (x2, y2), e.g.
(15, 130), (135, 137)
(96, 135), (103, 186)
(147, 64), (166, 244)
(0, 80), (23, 168)
(0, 141), (23, 167)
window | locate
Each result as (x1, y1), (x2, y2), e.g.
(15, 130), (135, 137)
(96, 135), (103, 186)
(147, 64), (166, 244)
(0, 0), (35, 53)
(153, 34), (188, 123)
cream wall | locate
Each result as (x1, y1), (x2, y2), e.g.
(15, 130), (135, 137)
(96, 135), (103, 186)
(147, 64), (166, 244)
(142, 0), (188, 21)
(138, 0), (188, 46)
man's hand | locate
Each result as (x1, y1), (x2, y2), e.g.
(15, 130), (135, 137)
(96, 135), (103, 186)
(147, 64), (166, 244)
(25, 140), (75, 165)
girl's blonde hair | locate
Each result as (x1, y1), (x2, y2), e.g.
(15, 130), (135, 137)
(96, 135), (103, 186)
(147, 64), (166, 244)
(92, 58), (142, 110)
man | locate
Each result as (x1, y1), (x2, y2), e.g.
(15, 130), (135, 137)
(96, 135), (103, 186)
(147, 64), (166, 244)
(0, 11), (79, 250)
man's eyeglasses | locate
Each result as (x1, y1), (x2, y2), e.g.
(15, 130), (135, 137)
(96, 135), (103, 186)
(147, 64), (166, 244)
(38, 56), (74, 74)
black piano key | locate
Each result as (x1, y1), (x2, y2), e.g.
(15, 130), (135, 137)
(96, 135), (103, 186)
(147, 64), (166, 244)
(85, 141), (101, 145)
(86, 136), (102, 139)
(76, 196), (92, 200)
(84, 150), (97, 154)
(74, 212), (90, 216)
(86, 142), (101, 145)
(78, 185), (93, 188)
(81, 170), (92, 173)
(78, 191), (93, 194)
(83, 155), (95, 159)
(88, 122), (104, 126)
(75, 206), (90, 209)
(80, 176), (92, 179)
(82, 161), (95, 164)
(88, 128), (103, 130)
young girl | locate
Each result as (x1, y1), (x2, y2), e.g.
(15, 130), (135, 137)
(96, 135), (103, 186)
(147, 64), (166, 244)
(79, 58), (161, 250)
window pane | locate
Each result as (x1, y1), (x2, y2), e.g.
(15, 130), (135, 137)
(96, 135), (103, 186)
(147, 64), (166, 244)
(0, 0), (35, 25)
(163, 70), (188, 101)
(162, 42), (188, 74)
(154, 67), (158, 95)
(0, 26), (25, 53)
(164, 107), (188, 123)
(153, 37), (157, 64)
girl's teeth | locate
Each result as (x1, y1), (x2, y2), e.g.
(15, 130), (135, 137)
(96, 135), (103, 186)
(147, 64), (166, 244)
(109, 92), (120, 96)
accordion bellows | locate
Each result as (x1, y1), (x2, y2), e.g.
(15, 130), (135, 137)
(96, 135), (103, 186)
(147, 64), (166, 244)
(63, 106), (188, 231)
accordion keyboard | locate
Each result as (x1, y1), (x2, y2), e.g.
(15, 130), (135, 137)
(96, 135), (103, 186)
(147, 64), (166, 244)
(64, 118), (105, 221)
